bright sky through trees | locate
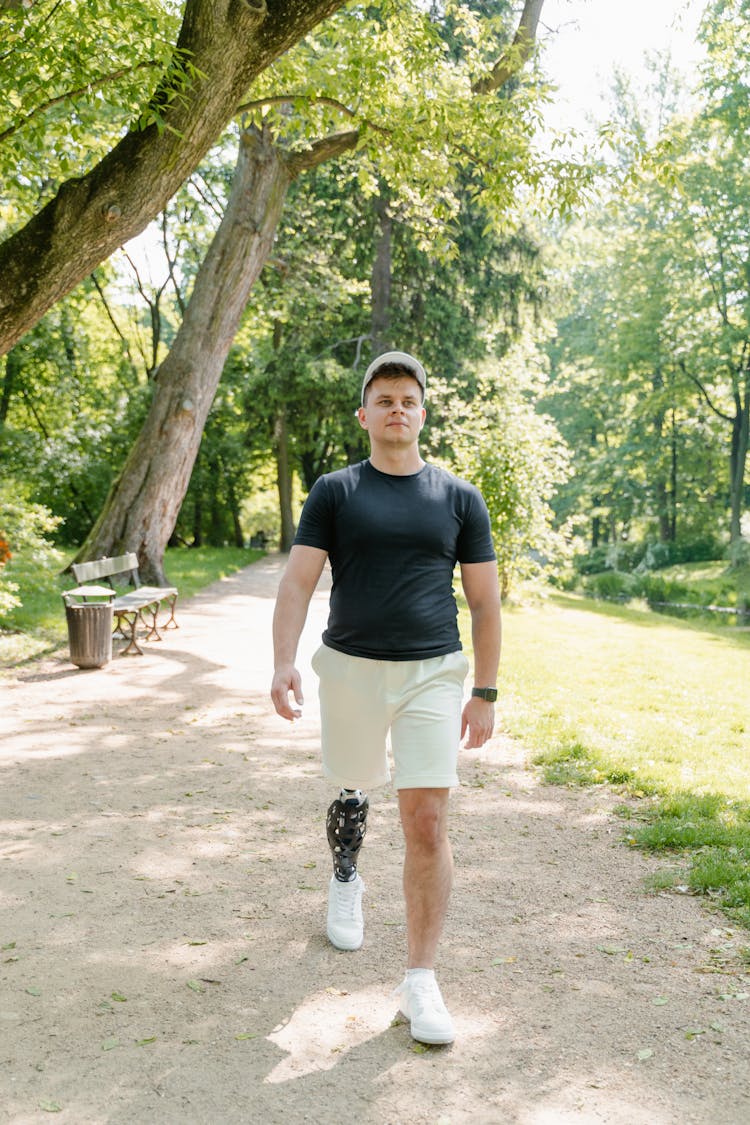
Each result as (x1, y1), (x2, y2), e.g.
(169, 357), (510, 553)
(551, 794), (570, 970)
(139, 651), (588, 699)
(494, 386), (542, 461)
(540, 0), (705, 133)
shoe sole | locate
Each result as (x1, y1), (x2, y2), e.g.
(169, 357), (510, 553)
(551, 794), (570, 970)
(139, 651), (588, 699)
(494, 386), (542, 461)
(410, 1027), (455, 1045)
(326, 929), (363, 951)
(399, 1006), (455, 1045)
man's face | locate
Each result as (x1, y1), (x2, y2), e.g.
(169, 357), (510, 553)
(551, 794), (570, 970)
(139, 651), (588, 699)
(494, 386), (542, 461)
(357, 376), (426, 446)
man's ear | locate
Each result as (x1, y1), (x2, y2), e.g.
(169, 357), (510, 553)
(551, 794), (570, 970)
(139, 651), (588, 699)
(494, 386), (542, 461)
(356, 406), (368, 429)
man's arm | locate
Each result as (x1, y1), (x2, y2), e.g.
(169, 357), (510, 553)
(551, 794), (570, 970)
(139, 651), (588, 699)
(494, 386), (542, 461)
(271, 545), (328, 720)
(459, 559), (502, 749)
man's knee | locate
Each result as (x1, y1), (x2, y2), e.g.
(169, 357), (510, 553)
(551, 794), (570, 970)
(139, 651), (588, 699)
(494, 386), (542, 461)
(399, 790), (449, 851)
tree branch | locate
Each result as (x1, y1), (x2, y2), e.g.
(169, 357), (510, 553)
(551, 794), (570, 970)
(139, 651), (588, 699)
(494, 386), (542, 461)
(285, 129), (360, 176)
(89, 271), (140, 382)
(0, 61), (161, 145)
(472, 0), (545, 95)
(678, 358), (735, 424)
(237, 93), (391, 138)
(0, 0), (348, 356)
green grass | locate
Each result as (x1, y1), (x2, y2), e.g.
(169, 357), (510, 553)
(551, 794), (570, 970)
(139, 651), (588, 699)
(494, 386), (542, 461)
(0, 545), (263, 669)
(658, 559), (750, 599)
(460, 588), (750, 929)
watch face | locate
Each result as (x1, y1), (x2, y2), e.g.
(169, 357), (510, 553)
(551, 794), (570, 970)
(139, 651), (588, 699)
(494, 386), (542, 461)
(473, 687), (497, 702)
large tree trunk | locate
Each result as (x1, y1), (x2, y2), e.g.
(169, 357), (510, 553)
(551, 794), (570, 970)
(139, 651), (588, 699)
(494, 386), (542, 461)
(71, 125), (359, 583)
(0, 0), (346, 356)
(729, 390), (749, 545)
(275, 404), (296, 551)
(371, 191), (393, 356)
(72, 127), (293, 584)
(0, 345), (20, 451)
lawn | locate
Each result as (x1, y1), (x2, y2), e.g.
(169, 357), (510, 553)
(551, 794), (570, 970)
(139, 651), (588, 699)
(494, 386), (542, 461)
(460, 588), (750, 928)
(500, 592), (750, 800)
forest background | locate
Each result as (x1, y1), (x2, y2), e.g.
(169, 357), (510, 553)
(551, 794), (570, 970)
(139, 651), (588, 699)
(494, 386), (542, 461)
(2, 0), (750, 641)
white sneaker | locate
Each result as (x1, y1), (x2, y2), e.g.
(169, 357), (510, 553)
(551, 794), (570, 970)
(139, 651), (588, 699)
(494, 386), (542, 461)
(394, 972), (455, 1045)
(326, 874), (365, 951)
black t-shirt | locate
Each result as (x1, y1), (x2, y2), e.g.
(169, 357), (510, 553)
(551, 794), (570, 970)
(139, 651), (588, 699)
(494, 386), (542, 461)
(294, 460), (496, 660)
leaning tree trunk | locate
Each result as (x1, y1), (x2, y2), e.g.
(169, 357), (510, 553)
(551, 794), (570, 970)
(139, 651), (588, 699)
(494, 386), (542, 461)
(0, 0), (347, 357)
(73, 128), (293, 585)
(72, 125), (359, 584)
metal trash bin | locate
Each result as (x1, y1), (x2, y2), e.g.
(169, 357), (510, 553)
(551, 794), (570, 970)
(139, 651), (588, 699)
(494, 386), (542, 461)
(62, 585), (115, 669)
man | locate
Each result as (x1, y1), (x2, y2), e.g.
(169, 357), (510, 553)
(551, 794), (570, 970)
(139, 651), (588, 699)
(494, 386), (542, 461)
(270, 350), (501, 1046)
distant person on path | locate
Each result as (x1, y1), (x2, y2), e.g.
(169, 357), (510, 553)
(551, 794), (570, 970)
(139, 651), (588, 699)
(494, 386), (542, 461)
(271, 351), (501, 1045)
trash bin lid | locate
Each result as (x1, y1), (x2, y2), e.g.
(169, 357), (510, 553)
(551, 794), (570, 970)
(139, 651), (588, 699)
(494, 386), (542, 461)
(62, 585), (116, 603)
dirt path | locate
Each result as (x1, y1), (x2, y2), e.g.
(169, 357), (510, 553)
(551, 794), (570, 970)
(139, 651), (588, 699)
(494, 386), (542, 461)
(1, 555), (749, 1125)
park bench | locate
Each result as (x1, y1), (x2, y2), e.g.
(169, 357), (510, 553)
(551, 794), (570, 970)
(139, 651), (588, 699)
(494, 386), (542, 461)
(71, 552), (178, 656)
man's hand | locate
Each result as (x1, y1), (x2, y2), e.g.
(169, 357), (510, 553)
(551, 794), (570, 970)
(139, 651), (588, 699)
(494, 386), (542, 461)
(271, 663), (304, 720)
(461, 696), (495, 749)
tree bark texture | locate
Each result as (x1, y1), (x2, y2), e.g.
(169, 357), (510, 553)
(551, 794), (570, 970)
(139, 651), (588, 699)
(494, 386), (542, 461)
(0, 0), (346, 356)
(72, 128), (293, 584)
(274, 404), (295, 552)
(0, 345), (20, 439)
(370, 192), (392, 356)
(729, 389), (749, 543)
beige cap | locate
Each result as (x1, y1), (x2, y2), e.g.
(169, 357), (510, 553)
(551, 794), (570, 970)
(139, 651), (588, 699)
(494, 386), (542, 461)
(361, 351), (426, 405)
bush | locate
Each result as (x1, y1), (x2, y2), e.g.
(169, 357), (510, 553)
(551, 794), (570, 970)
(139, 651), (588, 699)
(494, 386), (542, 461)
(583, 571), (634, 601)
(0, 483), (63, 622)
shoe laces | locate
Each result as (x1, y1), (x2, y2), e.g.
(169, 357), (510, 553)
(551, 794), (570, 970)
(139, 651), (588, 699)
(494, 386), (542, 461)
(331, 878), (362, 920)
(404, 974), (446, 1016)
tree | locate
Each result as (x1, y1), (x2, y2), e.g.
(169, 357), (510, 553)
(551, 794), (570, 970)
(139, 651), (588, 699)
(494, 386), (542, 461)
(452, 341), (570, 595)
(0, 0), (348, 354)
(70, 0), (557, 580)
(544, 33), (750, 563)
(71, 124), (356, 581)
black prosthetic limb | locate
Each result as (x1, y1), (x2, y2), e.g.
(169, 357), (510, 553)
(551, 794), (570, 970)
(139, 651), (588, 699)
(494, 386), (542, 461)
(326, 790), (369, 882)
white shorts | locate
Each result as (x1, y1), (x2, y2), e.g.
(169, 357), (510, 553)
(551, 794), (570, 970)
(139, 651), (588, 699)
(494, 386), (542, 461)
(311, 644), (469, 791)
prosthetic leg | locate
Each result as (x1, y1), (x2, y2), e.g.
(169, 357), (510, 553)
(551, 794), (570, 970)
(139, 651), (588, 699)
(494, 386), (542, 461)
(326, 789), (369, 882)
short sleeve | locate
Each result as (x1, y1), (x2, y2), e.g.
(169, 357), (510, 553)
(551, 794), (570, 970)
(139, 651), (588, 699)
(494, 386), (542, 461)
(293, 476), (334, 552)
(455, 486), (496, 563)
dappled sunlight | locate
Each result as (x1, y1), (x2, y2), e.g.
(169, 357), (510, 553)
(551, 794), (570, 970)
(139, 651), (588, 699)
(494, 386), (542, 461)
(514, 1084), (677, 1125)
(265, 985), (503, 1087)
(3, 557), (750, 1121)
(265, 985), (396, 1084)
(0, 738), (88, 765)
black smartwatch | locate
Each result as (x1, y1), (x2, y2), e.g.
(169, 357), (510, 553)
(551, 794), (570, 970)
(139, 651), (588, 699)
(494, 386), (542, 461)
(471, 686), (498, 702)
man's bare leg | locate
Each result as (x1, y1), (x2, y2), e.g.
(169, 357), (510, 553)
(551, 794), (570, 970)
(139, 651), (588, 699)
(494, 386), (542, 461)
(398, 787), (452, 969)
(395, 786), (455, 1044)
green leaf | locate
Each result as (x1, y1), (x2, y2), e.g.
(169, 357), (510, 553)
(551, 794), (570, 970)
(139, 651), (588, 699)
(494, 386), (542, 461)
(26, 986), (41, 996)
(234, 1032), (259, 1040)
(101, 1037), (119, 1051)
(186, 979), (205, 993)
(136, 1036), (157, 1046)
(637, 1048), (654, 1061)
(39, 1101), (62, 1113)
(111, 991), (127, 1002)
